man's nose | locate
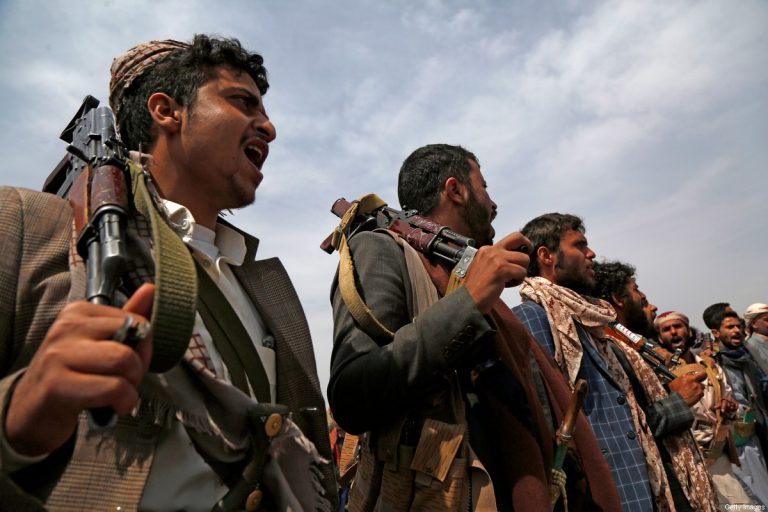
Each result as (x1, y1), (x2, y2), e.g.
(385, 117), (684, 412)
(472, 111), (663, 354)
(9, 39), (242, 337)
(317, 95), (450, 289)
(254, 115), (276, 143)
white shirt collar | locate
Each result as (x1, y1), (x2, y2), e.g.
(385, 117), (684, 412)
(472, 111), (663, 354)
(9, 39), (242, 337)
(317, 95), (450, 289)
(162, 200), (247, 274)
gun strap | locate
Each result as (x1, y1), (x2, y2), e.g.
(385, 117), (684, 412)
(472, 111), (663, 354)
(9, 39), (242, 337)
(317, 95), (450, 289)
(334, 193), (474, 342)
(129, 161), (198, 372)
(338, 229), (396, 342)
(332, 195), (395, 341)
(194, 259), (271, 403)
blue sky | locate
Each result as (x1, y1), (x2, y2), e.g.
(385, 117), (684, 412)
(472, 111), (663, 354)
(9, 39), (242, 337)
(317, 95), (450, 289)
(1, 0), (766, 395)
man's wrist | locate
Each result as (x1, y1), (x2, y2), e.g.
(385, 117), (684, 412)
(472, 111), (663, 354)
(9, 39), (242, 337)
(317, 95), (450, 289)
(0, 370), (50, 473)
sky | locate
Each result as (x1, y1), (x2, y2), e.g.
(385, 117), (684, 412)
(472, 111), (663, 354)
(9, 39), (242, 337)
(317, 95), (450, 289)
(1, 0), (766, 398)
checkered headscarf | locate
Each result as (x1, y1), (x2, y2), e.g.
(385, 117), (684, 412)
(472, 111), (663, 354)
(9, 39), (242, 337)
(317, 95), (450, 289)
(109, 39), (189, 120)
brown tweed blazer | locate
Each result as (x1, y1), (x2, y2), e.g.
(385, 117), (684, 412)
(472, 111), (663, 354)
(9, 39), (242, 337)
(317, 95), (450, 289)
(0, 187), (72, 377)
(0, 187), (335, 510)
(232, 227), (337, 505)
(0, 187), (71, 511)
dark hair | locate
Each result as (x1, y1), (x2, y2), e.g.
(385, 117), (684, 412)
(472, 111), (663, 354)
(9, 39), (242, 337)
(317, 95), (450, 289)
(702, 302), (730, 329)
(397, 144), (478, 214)
(520, 213), (585, 277)
(593, 260), (636, 304)
(712, 310), (739, 331)
(118, 34), (269, 151)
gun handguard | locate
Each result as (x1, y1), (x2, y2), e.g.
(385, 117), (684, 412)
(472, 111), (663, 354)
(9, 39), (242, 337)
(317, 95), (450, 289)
(53, 96), (131, 306)
(609, 322), (678, 383)
(45, 97), (134, 428)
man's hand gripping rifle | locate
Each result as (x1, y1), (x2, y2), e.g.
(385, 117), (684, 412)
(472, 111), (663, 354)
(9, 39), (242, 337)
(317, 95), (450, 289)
(321, 195), (479, 282)
(44, 96), (136, 427)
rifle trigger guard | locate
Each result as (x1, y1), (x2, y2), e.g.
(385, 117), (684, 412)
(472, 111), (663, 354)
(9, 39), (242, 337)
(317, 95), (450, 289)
(453, 246), (477, 278)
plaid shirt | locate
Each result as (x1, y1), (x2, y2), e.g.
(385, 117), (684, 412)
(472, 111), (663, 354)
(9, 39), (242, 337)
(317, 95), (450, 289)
(514, 300), (654, 512)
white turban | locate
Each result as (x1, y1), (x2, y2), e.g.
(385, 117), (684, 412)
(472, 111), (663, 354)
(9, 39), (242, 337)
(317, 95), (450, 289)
(744, 303), (768, 326)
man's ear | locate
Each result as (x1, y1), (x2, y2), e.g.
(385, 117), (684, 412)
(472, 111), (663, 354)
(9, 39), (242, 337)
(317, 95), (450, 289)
(610, 292), (625, 309)
(537, 245), (555, 269)
(147, 92), (183, 134)
(443, 176), (467, 206)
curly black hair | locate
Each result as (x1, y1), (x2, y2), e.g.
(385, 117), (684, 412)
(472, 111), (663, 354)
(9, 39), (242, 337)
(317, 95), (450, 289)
(117, 34), (269, 151)
(710, 309), (739, 331)
(592, 260), (636, 304)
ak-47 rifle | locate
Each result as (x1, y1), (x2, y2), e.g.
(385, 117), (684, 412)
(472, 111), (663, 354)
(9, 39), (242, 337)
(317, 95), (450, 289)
(322, 195), (529, 340)
(608, 322), (678, 383)
(44, 96), (134, 427)
(321, 196), (480, 272)
(44, 95), (130, 307)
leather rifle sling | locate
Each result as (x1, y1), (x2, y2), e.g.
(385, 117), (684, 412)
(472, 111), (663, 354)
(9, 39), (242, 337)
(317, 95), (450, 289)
(195, 261), (271, 403)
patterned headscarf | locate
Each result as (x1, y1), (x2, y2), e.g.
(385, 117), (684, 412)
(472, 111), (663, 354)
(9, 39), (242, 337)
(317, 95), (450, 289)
(519, 276), (616, 389)
(109, 39), (190, 120)
(654, 310), (689, 329)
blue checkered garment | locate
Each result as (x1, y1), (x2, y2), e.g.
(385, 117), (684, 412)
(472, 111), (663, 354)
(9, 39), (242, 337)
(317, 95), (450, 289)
(514, 300), (655, 512)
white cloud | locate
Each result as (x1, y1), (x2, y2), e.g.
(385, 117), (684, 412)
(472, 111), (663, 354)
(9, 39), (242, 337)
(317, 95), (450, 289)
(0, 0), (766, 397)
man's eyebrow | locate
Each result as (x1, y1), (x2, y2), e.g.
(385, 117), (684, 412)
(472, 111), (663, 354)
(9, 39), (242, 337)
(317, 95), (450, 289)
(226, 86), (260, 98)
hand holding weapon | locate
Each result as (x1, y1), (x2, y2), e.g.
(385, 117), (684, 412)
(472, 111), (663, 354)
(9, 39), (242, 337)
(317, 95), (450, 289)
(45, 96), (136, 428)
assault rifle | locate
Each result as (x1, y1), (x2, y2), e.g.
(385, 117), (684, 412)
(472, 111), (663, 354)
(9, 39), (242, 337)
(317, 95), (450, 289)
(44, 95), (132, 427)
(608, 322), (678, 383)
(321, 196), (480, 278)
(45, 95), (130, 307)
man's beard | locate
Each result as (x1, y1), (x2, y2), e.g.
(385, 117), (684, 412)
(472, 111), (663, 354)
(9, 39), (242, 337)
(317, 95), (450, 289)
(462, 189), (494, 247)
(720, 335), (743, 349)
(623, 299), (655, 338)
(662, 335), (691, 353)
(555, 259), (594, 295)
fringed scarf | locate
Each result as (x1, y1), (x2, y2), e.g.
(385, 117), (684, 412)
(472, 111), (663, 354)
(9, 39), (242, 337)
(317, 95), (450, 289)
(603, 327), (719, 512)
(521, 277), (718, 512)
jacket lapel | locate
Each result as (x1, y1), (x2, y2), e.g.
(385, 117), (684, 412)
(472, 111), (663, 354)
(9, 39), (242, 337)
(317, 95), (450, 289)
(577, 323), (625, 389)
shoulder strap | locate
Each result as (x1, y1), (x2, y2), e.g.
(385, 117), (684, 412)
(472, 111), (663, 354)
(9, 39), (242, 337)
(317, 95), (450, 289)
(382, 231), (439, 317)
(333, 194), (395, 341)
(338, 232), (396, 342)
(129, 161), (197, 372)
(333, 193), (462, 341)
(194, 260), (271, 403)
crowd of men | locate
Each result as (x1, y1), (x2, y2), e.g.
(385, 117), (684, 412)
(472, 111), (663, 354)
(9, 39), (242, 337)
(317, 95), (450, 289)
(0, 32), (766, 512)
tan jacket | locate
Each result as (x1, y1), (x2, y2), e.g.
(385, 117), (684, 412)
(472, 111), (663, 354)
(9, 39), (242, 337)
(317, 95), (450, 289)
(0, 187), (335, 511)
